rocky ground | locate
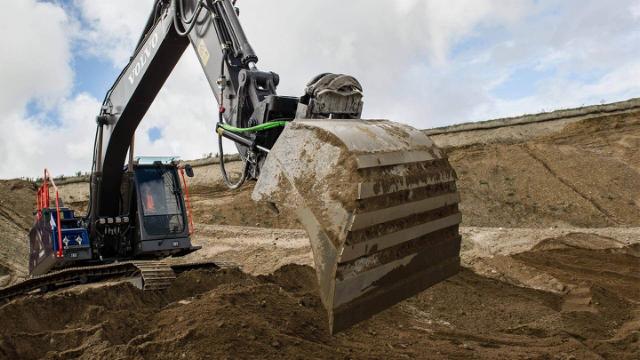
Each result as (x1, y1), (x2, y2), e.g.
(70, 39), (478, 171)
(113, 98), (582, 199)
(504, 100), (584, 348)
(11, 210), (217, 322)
(0, 104), (638, 359)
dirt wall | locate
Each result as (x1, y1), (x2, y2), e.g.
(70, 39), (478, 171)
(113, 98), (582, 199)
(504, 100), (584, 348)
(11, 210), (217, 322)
(0, 180), (35, 281)
(451, 112), (640, 227)
(426, 97), (640, 147)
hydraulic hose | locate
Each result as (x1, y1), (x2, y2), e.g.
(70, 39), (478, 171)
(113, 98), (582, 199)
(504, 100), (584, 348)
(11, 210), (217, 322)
(218, 121), (287, 133)
(217, 119), (249, 189)
(215, 42), (250, 190)
(177, 0), (200, 25)
(173, 0), (205, 37)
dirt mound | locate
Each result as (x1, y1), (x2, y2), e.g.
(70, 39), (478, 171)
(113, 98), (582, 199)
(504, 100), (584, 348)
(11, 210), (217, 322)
(190, 182), (302, 229)
(0, 267), (333, 360)
(450, 112), (640, 227)
(513, 235), (640, 357)
(531, 232), (627, 252)
(1, 242), (638, 359)
(0, 180), (35, 282)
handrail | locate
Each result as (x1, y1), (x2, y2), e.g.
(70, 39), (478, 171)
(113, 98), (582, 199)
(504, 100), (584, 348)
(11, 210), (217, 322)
(178, 167), (195, 235)
(36, 169), (64, 258)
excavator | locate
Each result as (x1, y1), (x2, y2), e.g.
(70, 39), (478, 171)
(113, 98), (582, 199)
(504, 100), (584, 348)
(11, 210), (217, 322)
(0, 0), (462, 333)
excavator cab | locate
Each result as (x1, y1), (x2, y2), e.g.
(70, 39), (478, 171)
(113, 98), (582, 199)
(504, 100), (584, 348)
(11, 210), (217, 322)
(27, 160), (198, 277)
(128, 158), (198, 257)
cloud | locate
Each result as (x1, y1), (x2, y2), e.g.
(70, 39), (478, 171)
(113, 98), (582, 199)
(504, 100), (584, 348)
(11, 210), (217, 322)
(1, 0), (640, 179)
(466, 0), (640, 120)
(633, 1), (640, 18)
(135, 51), (225, 160)
(73, 0), (155, 66)
(230, 0), (535, 125)
(233, 0), (639, 125)
(0, 0), (81, 178)
(0, 0), (73, 112)
(0, 92), (100, 179)
(56, 0), (640, 127)
(412, 0), (533, 65)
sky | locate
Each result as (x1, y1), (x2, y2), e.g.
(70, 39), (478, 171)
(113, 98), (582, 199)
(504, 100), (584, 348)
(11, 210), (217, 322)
(1, 0), (639, 178)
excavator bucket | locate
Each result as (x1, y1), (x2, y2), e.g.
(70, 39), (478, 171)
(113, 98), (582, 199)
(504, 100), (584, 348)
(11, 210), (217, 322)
(253, 119), (462, 333)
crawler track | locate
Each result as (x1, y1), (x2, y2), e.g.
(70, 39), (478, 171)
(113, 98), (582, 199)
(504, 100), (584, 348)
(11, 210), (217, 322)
(0, 260), (236, 304)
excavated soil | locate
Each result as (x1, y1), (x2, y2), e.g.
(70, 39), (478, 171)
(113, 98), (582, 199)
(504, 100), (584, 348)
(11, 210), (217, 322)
(189, 182), (302, 230)
(0, 108), (639, 359)
(1, 236), (638, 360)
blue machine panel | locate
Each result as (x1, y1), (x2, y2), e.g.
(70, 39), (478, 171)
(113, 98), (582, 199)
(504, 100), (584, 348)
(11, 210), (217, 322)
(29, 207), (93, 276)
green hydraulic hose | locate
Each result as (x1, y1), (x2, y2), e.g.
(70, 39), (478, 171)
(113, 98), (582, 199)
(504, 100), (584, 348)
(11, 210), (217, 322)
(218, 120), (288, 133)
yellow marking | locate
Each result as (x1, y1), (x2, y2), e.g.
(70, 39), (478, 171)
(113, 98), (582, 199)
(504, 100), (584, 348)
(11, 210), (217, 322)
(197, 39), (210, 66)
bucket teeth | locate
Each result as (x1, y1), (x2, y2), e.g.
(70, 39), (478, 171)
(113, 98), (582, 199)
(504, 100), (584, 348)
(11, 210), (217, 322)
(253, 119), (462, 333)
